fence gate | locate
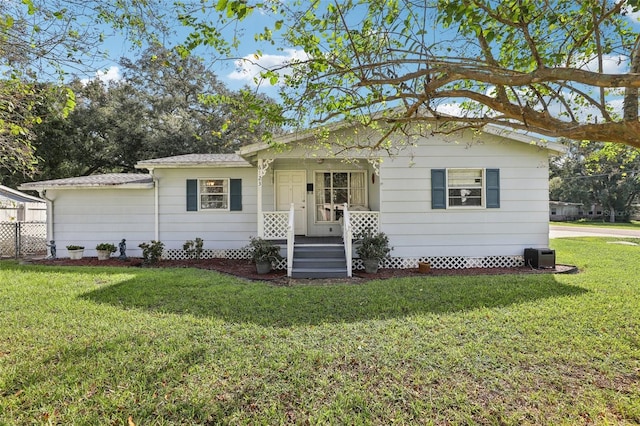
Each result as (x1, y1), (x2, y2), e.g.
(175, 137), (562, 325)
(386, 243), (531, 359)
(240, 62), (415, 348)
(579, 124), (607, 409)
(0, 222), (47, 259)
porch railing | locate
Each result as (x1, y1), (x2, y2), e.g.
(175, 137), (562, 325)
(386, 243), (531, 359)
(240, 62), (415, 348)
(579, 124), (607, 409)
(287, 204), (295, 277)
(261, 211), (290, 239)
(342, 203), (353, 277)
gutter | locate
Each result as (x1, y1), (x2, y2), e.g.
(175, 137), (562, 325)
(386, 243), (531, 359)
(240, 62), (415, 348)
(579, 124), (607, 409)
(39, 189), (54, 243)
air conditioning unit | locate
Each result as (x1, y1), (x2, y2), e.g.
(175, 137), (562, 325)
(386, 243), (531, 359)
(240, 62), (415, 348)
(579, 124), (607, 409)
(524, 248), (556, 269)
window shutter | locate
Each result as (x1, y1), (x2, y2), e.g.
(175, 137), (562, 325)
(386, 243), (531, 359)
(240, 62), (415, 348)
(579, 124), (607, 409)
(486, 169), (500, 208)
(230, 179), (242, 211)
(186, 179), (198, 211)
(431, 169), (446, 209)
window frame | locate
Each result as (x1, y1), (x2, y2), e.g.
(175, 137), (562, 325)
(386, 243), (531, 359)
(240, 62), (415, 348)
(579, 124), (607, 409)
(446, 168), (485, 209)
(314, 170), (368, 223)
(199, 178), (230, 211)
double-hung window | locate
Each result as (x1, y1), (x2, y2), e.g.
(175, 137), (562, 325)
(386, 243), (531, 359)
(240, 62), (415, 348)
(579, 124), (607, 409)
(186, 178), (242, 211)
(200, 179), (229, 210)
(315, 171), (367, 222)
(431, 168), (500, 209)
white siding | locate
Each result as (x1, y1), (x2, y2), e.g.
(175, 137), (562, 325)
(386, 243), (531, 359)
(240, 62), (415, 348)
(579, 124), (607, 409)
(379, 133), (551, 258)
(154, 167), (257, 250)
(48, 188), (154, 257)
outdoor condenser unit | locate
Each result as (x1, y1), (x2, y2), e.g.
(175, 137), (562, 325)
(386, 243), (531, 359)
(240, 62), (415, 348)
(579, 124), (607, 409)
(524, 248), (556, 269)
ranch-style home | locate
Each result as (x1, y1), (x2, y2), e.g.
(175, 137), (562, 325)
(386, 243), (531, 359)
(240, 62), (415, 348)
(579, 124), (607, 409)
(20, 120), (565, 278)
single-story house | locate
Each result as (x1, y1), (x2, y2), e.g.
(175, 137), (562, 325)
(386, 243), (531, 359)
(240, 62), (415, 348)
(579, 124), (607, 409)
(20, 120), (565, 277)
(549, 201), (583, 221)
(0, 184), (47, 222)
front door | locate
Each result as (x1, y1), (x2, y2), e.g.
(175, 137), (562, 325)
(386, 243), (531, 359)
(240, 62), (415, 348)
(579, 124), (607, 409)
(275, 170), (307, 235)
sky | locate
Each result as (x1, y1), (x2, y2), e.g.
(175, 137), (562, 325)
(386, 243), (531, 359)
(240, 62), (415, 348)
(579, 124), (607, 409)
(77, 1), (640, 124)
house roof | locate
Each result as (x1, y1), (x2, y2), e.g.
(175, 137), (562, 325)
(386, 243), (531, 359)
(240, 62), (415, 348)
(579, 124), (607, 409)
(238, 118), (568, 158)
(19, 174), (154, 192)
(135, 153), (251, 169)
(0, 184), (45, 203)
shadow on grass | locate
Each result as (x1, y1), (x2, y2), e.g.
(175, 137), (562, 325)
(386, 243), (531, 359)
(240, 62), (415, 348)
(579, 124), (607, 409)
(80, 270), (587, 327)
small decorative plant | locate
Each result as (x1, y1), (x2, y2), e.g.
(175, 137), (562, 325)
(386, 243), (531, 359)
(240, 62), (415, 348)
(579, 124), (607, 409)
(244, 237), (283, 273)
(138, 240), (165, 264)
(66, 245), (84, 250)
(355, 229), (392, 273)
(183, 237), (204, 260)
(96, 243), (117, 253)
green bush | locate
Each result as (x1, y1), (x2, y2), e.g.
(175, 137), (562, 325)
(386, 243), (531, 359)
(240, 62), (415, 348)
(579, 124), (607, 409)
(138, 240), (165, 264)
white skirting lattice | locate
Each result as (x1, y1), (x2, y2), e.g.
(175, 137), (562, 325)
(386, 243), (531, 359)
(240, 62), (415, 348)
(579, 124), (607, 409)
(164, 248), (523, 270)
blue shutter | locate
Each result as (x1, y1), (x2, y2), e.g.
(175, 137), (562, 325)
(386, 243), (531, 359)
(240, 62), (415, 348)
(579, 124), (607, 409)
(431, 169), (446, 209)
(486, 169), (500, 208)
(230, 179), (242, 211)
(186, 179), (198, 211)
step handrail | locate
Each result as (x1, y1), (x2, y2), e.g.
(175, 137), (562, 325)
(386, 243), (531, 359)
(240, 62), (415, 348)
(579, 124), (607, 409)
(342, 203), (353, 277)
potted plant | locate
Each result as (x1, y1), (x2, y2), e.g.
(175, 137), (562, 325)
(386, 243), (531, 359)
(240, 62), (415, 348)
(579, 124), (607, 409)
(355, 229), (392, 274)
(66, 245), (85, 260)
(244, 236), (283, 274)
(96, 242), (117, 260)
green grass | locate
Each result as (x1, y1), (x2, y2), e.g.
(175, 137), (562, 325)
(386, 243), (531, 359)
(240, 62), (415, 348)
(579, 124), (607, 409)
(1, 238), (639, 424)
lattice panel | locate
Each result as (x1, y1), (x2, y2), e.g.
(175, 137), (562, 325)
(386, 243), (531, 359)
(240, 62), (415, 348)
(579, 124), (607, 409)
(0, 222), (46, 258)
(165, 248), (251, 261)
(262, 212), (289, 239)
(356, 255), (525, 270)
(349, 212), (380, 235)
(0, 222), (15, 257)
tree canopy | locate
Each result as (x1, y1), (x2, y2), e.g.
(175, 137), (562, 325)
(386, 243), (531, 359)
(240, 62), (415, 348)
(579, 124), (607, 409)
(200, 0), (640, 150)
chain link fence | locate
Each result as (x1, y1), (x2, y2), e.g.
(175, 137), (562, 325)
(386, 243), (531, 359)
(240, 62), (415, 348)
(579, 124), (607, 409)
(0, 222), (47, 259)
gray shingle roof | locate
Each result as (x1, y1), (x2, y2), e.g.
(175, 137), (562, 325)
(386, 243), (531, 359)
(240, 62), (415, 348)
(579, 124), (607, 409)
(19, 173), (153, 190)
(136, 153), (251, 168)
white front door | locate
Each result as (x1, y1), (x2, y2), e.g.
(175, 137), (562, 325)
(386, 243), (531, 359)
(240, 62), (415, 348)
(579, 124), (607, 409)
(275, 170), (307, 235)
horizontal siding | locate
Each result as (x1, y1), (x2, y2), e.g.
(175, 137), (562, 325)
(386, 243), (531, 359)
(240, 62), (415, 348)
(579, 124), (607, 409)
(379, 134), (551, 257)
(155, 168), (258, 249)
(50, 188), (154, 257)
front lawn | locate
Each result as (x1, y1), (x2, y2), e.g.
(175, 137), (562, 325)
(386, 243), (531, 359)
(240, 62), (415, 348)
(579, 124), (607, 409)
(1, 238), (639, 424)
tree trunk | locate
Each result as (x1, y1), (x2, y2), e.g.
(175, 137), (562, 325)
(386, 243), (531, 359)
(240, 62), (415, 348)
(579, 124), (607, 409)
(624, 36), (640, 121)
(609, 206), (616, 223)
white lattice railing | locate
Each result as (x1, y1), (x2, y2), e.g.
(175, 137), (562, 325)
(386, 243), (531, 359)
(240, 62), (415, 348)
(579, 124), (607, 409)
(342, 203), (353, 277)
(350, 211), (380, 236)
(261, 211), (289, 239)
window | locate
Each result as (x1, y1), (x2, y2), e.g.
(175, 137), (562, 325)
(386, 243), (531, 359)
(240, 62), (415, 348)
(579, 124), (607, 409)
(186, 179), (242, 211)
(448, 169), (483, 207)
(200, 179), (228, 210)
(431, 168), (500, 209)
(315, 171), (366, 222)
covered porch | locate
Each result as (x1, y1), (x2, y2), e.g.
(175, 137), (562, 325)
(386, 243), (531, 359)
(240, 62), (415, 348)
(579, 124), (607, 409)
(254, 157), (381, 278)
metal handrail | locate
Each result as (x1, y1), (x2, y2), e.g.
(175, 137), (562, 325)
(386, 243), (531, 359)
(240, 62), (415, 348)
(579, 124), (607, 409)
(287, 203), (295, 277)
(342, 203), (353, 277)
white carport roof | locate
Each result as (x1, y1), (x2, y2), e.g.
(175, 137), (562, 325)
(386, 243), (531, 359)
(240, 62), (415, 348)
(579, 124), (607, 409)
(19, 174), (154, 192)
(0, 184), (45, 203)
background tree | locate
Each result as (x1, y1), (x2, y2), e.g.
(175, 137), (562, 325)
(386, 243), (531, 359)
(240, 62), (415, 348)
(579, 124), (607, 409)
(550, 140), (640, 222)
(203, 0), (640, 151)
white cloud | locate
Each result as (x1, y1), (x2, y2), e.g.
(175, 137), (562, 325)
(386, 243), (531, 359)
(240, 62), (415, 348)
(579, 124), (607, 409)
(228, 49), (309, 86)
(581, 54), (629, 74)
(81, 66), (122, 85)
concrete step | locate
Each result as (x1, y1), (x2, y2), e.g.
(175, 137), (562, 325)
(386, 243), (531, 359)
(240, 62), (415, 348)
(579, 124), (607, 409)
(291, 267), (348, 279)
(293, 257), (347, 269)
(290, 243), (348, 278)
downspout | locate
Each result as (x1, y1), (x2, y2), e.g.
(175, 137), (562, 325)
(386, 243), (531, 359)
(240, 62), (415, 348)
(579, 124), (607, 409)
(152, 170), (159, 241)
(39, 189), (54, 243)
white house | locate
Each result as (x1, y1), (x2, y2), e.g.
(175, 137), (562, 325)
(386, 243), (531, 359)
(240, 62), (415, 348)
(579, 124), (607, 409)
(19, 121), (564, 277)
(0, 185), (47, 222)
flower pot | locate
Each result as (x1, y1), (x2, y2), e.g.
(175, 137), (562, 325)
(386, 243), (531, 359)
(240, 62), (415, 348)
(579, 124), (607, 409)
(68, 249), (84, 260)
(97, 250), (112, 260)
(418, 261), (431, 274)
(363, 258), (380, 274)
(255, 260), (272, 274)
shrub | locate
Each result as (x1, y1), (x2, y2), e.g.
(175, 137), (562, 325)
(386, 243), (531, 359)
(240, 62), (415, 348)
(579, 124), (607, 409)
(66, 245), (84, 250)
(355, 229), (391, 260)
(183, 237), (204, 260)
(244, 237), (283, 264)
(96, 243), (117, 253)
(138, 240), (165, 264)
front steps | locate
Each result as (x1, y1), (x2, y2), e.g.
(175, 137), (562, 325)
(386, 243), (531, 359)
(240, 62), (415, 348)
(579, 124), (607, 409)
(291, 243), (348, 279)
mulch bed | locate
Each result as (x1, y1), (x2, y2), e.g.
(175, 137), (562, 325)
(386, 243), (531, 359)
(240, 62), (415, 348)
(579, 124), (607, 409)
(27, 257), (578, 285)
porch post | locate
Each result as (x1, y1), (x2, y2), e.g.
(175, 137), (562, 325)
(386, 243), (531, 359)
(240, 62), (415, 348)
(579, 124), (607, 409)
(257, 158), (273, 238)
